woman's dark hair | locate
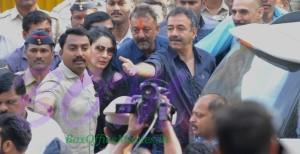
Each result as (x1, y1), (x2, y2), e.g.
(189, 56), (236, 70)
(88, 26), (117, 83)
(83, 11), (112, 30)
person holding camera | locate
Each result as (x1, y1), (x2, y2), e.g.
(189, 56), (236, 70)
(112, 96), (182, 154)
(119, 7), (216, 149)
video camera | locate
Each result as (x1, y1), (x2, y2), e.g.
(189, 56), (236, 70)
(115, 79), (175, 130)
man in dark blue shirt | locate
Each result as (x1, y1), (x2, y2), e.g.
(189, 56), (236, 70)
(119, 7), (215, 149)
(113, 4), (168, 95)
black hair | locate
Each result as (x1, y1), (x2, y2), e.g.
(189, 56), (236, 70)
(83, 11), (112, 30)
(22, 10), (52, 32)
(58, 27), (92, 49)
(215, 102), (275, 154)
(88, 26), (117, 84)
(104, 121), (128, 143)
(0, 113), (32, 152)
(0, 67), (26, 96)
(184, 143), (212, 154)
(166, 7), (199, 28)
(130, 4), (158, 23)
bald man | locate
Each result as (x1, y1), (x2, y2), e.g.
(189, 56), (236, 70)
(189, 93), (227, 151)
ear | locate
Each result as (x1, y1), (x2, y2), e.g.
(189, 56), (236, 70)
(20, 94), (30, 106)
(192, 27), (198, 39)
(2, 140), (14, 153)
(257, 7), (264, 19)
(59, 49), (63, 56)
(23, 31), (28, 40)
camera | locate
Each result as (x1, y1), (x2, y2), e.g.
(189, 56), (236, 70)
(115, 79), (175, 130)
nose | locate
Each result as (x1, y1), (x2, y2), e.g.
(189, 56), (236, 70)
(112, 4), (121, 11)
(168, 28), (178, 38)
(137, 30), (146, 38)
(101, 50), (109, 58)
(36, 51), (43, 58)
(233, 12), (242, 21)
(0, 103), (8, 113)
(189, 115), (195, 123)
(76, 48), (84, 57)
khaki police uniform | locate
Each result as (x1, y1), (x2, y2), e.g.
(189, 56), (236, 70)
(0, 6), (65, 49)
(15, 69), (39, 111)
(35, 62), (99, 154)
(0, 35), (14, 59)
(52, 0), (106, 29)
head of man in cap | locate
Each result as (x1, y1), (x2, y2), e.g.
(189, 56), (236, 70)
(70, 0), (98, 28)
(97, 96), (131, 153)
(25, 30), (55, 74)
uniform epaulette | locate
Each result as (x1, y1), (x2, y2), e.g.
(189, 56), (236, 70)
(0, 10), (11, 19)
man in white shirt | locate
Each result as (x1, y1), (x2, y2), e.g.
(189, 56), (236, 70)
(0, 64), (65, 154)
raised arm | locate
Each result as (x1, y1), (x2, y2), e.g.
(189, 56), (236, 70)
(119, 56), (156, 78)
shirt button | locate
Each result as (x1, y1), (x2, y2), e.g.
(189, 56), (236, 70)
(201, 74), (206, 80)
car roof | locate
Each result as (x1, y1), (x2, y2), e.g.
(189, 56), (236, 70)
(230, 22), (300, 64)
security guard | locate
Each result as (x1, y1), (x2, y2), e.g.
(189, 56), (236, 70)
(0, 1), (64, 49)
(52, 0), (104, 29)
(14, 30), (56, 111)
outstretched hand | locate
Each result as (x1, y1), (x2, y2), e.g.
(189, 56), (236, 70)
(119, 56), (137, 76)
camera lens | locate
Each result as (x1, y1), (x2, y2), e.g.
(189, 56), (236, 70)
(142, 85), (157, 99)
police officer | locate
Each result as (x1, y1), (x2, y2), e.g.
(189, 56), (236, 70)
(0, 0), (64, 49)
(17, 30), (56, 110)
(52, 0), (102, 29)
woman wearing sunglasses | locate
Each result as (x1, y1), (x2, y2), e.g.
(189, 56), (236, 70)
(87, 26), (129, 153)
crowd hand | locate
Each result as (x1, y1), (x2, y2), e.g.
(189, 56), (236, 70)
(127, 114), (148, 137)
(119, 56), (137, 76)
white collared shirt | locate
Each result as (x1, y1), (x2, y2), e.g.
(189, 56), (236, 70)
(201, 0), (229, 24)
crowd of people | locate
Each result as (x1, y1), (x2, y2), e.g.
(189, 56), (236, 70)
(0, 0), (299, 153)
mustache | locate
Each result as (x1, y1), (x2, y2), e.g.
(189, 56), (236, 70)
(72, 57), (85, 63)
(169, 37), (182, 42)
(136, 38), (149, 43)
(34, 59), (44, 63)
(111, 11), (123, 16)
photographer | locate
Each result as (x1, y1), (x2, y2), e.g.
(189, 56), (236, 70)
(113, 96), (182, 154)
(0, 113), (31, 154)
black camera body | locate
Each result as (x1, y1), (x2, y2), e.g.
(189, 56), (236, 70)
(115, 79), (172, 129)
